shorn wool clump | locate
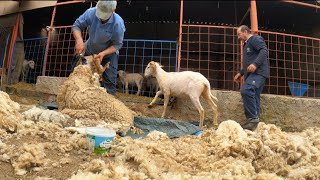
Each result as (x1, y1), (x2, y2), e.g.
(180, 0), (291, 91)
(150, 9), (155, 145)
(57, 65), (134, 133)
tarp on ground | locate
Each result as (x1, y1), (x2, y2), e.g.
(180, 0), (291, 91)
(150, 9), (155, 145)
(125, 116), (202, 139)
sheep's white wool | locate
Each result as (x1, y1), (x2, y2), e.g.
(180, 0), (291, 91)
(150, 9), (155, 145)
(0, 91), (22, 132)
(144, 61), (218, 128)
(22, 106), (71, 126)
(57, 65), (134, 133)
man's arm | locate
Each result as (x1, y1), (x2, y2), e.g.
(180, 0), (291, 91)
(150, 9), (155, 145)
(252, 36), (268, 67)
(72, 9), (91, 32)
(72, 9), (92, 54)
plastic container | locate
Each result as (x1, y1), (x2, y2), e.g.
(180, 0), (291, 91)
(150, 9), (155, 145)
(288, 81), (309, 96)
(85, 127), (116, 155)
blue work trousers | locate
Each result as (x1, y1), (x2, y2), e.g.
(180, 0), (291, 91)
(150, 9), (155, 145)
(240, 73), (266, 122)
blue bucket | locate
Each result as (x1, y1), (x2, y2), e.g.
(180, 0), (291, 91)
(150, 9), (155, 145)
(288, 81), (309, 96)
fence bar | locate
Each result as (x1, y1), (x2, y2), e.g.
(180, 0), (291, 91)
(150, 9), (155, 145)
(177, 0), (184, 72)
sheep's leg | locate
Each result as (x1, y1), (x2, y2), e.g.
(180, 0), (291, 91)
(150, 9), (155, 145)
(21, 71), (25, 82)
(125, 82), (129, 94)
(136, 81), (141, 96)
(190, 95), (205, 129)
(161, 93), (170, 118)
(96, 61), (109, 74)
(203, 91), (219, 128)
(148, 90), (162, 107)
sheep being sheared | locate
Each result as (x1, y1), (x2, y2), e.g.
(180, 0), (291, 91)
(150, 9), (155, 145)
(144, 61), (219, 128)
(21, 60), (35, 82)
(57, 58), (134, 133)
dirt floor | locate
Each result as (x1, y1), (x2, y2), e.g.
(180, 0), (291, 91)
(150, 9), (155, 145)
(0, 83), (195, 180)
(2, 81), (320, 179)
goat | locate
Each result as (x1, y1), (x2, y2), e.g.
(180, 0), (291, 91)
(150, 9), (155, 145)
(118, 70), (144, 96)
(21, 60), (35, 82)
(144, 61), (219, 128)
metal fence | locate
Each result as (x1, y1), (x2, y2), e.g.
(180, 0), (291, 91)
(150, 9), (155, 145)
(6, 23), (320, 98)
(9, 37), (47, 83)
(259, 31), (320, 98)
(180, 24), (320, 98)
(180, 25), (240, 91)
(40, 26), (178, 96)
(118, 39), (177, 95)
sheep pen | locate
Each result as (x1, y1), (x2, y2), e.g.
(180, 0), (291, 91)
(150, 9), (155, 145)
(2, 69), (320, 179)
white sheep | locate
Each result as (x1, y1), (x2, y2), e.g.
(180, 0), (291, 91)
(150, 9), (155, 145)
(144, 61), (219, 128)
(118, 70), (144, 96)
(21, 59), (35, 82)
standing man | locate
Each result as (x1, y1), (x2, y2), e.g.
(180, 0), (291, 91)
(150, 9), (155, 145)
(71, 0), (126, 95)
(234, 25), (269, 131)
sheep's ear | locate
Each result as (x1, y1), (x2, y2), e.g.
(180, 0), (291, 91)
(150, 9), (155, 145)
(149, 61), (155, 65)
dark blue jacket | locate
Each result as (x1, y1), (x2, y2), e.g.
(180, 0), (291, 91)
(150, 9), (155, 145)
(240, 35), (269, 80)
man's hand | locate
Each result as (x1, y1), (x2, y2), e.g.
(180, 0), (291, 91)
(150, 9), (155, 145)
(93, 52), (105, 64)
(247, 64), (257, 73)
(93, 54), (102, 65)
(75, 40), (85, 55)
(234, 72), (242, 82)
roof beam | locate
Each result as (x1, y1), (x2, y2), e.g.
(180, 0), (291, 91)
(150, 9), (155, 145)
(281, 0), (320, 9)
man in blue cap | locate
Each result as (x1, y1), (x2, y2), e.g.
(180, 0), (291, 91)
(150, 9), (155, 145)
(71, 0), (126, 95)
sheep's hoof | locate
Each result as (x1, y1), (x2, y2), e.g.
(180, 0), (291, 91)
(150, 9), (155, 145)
(148, 104), (153, 108)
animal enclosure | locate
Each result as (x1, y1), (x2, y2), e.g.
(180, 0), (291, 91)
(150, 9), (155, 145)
(1, 0), (320, 98)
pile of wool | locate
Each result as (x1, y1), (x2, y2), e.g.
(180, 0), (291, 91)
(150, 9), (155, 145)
(66, 120), (320, 179)
(9, 143), (48, 175)
(22, 106), (72, 127)
(17, 121), (87, 153)
(0, 91), (22, 132)
(0, 120), (87, 176)
(57, 65), (134, 133)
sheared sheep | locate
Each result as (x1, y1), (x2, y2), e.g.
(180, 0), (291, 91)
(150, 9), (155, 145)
(118, 70), (144, 96)
(21, 59), (35, 82)
(144, 61), (219, 128)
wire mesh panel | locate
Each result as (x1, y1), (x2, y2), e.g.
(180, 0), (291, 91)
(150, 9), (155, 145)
(9, 37), (47, 83)
(118, 39), (177, 96)
(259, 31), (320, 98)
(180, 24), (320, 98)
(43, 26), (77, 77)
(42, 26), (177, 96)
(180, 24), (240, 91)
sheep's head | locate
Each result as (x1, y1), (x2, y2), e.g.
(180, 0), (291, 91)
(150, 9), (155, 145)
(80, 55), (108, 75)
(144, 61), (161, 77)
(117, 70), (126, 78)
(29, 61), (35, 69)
